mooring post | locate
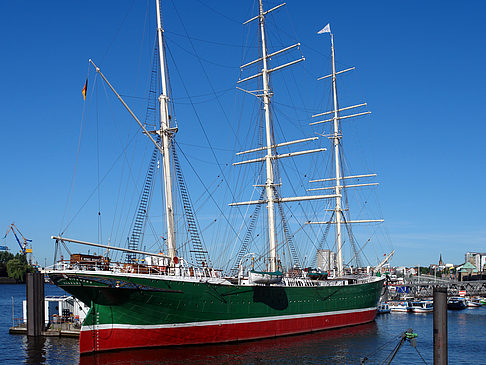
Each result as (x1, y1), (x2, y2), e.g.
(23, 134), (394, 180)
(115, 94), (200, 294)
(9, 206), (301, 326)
(26, 272), (45, 336)
(433, 286), (447, 365)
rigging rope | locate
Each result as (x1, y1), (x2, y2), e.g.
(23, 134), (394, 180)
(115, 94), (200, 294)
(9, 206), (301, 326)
(124, 40), (161, 263)
(310, 211), (334, 268)
(60, 62), (93, 235)
(229, 188), (265, 276)
(163, 30), (251, 253)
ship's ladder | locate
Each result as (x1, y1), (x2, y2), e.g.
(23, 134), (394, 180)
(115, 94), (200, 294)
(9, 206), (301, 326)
(125, 45), (161, 263)
(171, 142), (211, 268)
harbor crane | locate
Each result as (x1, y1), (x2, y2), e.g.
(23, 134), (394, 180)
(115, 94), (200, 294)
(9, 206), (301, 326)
(3, 223), (33, 262)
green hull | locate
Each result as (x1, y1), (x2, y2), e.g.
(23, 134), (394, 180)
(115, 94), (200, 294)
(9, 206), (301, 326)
(51, 272), (382, 325)
(48, 271), (384, 352)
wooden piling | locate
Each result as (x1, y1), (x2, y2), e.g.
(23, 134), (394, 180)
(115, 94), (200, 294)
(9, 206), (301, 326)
(26, 272), (45, 337)
(433, 286), (447, 365)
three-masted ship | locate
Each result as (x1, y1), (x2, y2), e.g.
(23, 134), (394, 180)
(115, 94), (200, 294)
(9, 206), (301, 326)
(45, 0), (385, 354)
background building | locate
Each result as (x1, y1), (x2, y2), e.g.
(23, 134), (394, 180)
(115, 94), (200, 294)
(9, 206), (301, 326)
(465, 252), (486, 271)
(317, 249), (336, 271)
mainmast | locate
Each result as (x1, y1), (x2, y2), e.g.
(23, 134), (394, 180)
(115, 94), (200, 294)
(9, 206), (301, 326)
(258, 0), (277, 272)
(155, 0), (177, 261)
(232, 1), (339, 273)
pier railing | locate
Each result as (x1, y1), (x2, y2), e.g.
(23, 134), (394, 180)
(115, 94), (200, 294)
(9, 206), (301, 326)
(388, 278), (486, 299)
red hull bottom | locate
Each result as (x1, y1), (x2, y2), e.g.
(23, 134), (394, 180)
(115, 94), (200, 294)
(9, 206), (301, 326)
(80, 308), (377, 353)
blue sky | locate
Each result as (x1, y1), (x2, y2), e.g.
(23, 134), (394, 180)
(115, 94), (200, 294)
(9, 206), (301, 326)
(1, 0), (485, 268)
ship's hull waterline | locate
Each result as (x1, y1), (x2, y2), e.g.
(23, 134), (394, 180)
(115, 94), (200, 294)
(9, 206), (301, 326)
(48, 271), (384, 353)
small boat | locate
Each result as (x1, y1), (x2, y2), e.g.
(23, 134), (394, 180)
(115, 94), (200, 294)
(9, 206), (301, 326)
(466, 298), (482, 308)
(448, 297), (467, 310)
(248, 269), (283, 284)
(377, 302), (390, 314)
(389, 301), (410, 312)
(306, 270), (328, 281)
(410, 301), (433, 313)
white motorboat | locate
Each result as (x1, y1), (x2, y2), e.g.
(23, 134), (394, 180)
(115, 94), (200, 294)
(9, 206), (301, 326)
(410, 301), (433, 313)
(389, 301), (410, 312)
(466, 298), (482, 307)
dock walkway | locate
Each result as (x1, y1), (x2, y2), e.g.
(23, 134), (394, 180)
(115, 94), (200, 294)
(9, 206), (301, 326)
(9, 323), (80, 338)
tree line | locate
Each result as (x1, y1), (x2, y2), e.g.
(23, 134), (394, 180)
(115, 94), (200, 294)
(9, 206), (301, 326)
(0, 251), (35, 282)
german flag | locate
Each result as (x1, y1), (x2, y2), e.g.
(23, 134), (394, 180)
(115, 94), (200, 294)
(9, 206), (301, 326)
(82, 78), (88, 100)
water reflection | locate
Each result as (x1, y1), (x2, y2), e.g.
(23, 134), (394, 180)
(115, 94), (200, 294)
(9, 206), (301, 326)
(23, 336), (46, 365)
(20, 336), (79, 365)
(454, 311), (468, 328)
(8, 309), (486, 364)
(80, 322), (377, 365)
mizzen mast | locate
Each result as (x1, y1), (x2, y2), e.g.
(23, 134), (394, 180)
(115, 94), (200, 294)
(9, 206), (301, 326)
(156, 0), (177, 261)
(330, 31), (344, 276)
(308, 25), (383, 275)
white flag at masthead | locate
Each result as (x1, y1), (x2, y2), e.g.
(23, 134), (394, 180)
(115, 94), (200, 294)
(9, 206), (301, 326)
(317, 23), (331, 34)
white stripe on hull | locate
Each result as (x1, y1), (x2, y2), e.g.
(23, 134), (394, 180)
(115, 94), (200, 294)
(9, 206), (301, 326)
(81, 306), (377, 332)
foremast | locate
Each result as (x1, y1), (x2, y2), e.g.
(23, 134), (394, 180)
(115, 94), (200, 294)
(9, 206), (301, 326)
(76, 1), (180, 265)
(156, 0), (177, 261)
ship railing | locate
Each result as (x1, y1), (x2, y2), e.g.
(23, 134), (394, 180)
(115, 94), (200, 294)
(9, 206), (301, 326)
(49, 259), (162, 275)
(283, 277), (315, 287)
(175, 266), (219, 279)
(50, 259), (220, 279)
(56, 260), (111, 272)
(282, 276), (358, 287)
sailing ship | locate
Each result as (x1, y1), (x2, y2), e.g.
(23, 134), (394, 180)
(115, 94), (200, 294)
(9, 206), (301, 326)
(44, 0), (385, 354)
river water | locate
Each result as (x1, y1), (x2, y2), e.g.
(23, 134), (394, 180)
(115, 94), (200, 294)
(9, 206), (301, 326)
(1, 284), (484, 364)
